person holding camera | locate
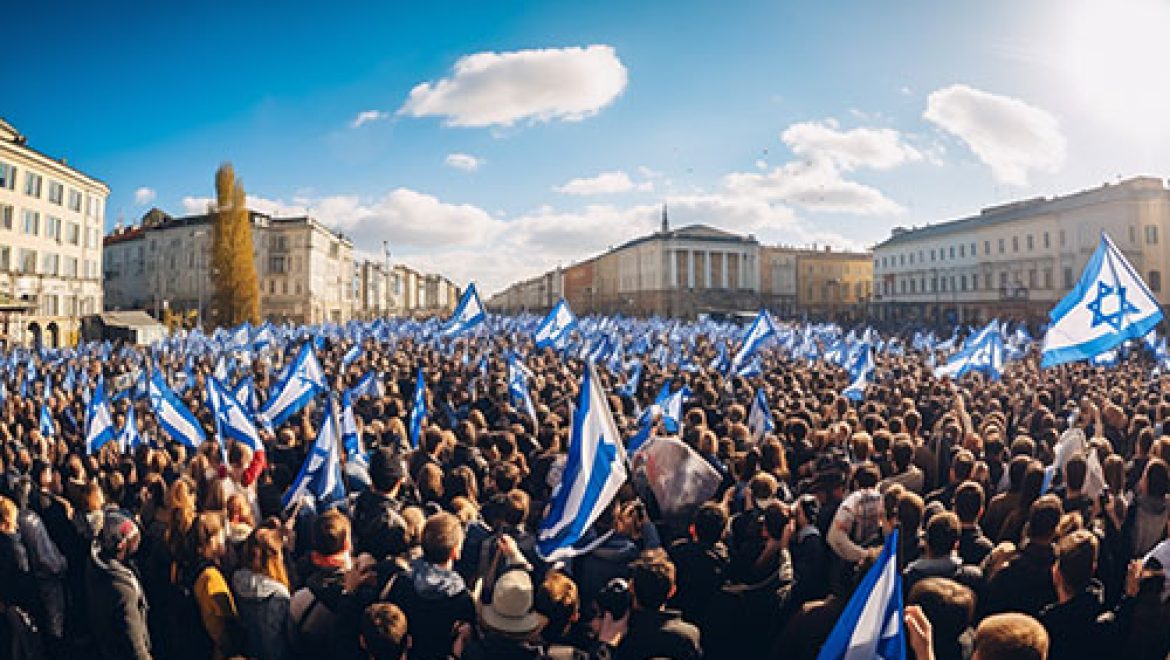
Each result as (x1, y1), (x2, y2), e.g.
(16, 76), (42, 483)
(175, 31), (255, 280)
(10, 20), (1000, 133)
(604, 549), (701, 660)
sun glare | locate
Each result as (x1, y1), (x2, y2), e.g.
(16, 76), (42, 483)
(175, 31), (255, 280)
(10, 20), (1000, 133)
(1062, 0), (1170, 137)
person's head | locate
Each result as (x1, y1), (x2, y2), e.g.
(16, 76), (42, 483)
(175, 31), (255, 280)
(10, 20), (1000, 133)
(98, 510), (142, 560)
(892, 437), (914, 471)
(534, 570), (579, 637)
(187, 512), (227, 563)
(747, 472), (778, 508)
(1142, 458), (1170, 498)
(243, 527), (289, 588)
(854, 462), (881, 490)
(925, 512), (961, 558)
(972, 613), (1049, 660)
(360, 603), (409, 660)
(951, 450), (976, 482)
(312, 508), (352, 558)
(908, 578), (976, 658)
(954, 481), (984, 525)
(629, 549), (676, 611)
(1064, 454), (1087, 493)
(690, 502), (727, 545)
(1025, 495), (1063, 544)
(0, 495), (18, 535)
(480, 568), (543, 638)
(421, 512), (463, 566)
(369, 448), (405, 494)
(1053, 529), (1098, 597)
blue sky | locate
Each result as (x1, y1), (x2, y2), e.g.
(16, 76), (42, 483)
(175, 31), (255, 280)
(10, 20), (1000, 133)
(7, 0), (1170, 292)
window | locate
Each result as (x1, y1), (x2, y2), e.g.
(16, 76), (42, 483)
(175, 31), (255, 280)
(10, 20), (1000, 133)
(1044, 269), (1053, 289)
(85, 227), (98, 249)
(42, 295), (58, 316)
(47, 181), (63, 205)
(63, 257), (77, 277)
(21, 210), (39, 235)
(42, 253), (58, 276)
(68, 189), (82, 212)
(984, 240), (991, 255)
(0, 162), (15, 190)
(971, 242), (977, 256)
(269, 255), (287, 274)
(1063, 267), (1073, 288)
(949, 246), (955, 259)
(959, 244), (966, 258)
(940, 277), (947, 292)
(1026, 235), (1034, 251)
(66, 222), (79, 245)
(0, 204), (11, 230)
(1148, 226), (1160, 245)
(23, 172), (42, 198)
(18, 249), (36, 274)
(1060, 229), (1066, 246)
(930, 249), (936, 262)
(910, 279), (916, 294)
(985, 273), (992, 289)
(998, 238), (1005, 254)
(1130, 226), (1138, 243)
(960, 275), (967, 291)
(1012, 236), (1019, 252)
(1151, 271), (1162, 293)
(1028, 269), (1037, 288)
(0, 247), (8, 271)
(909, 252), (915, 265)
(45, 216), (61, 241)
(1044, 232), (1051, 249)
(999, 271), (1009, 288)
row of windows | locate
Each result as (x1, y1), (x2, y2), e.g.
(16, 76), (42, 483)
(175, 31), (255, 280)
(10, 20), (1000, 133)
(0, 246), (98, 278)
(0, 204), (99, 247)
(878, 226), (1161, 270)
(35, 294), (96, 317)
(0, 160), (101, 218)
(884, 267), (1165, 295)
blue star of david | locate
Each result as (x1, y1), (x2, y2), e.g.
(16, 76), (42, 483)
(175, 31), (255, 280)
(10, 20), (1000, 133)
(1087, 282), (1139, 332)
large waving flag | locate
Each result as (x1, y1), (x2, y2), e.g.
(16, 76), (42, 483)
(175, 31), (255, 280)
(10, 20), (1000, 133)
(282, 396), (346, 509)
(1042, 233), (1164, 367)
(731, 309), (776, 375)
(148, 370), (206, 449)
(934, 319), (1006, 381)
(507, 354), (539, 430)
(259, 342), (327, 428)
(534, 299), (577, 349)
(207, 376), (264, 454)
(537, 362), (628, 561)
(817, 529), (905, 660)
(842, 342), (875, 402)
(407, 366), (427, 449)
(231, 375), (257, 416)
(748, 388), (775, 441)
(340, 392), (367, 467)
(85, 378), (116, 455)
(442, 283), (486, 337)
(653, 381), (690, 434)
(118, 403), (143, 453)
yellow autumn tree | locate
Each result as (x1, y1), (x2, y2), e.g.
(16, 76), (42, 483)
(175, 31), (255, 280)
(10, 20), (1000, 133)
(209, 163), (260, 327)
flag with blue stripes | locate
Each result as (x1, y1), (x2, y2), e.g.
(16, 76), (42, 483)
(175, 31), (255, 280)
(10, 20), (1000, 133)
(442, 283), (486, 337)
(207, 376), (264, 454)
(507, 353), (538, 430)
(340, 392), (367, 467)
(536, 362), (628, 561)
(842, 343), (874, 402)
(408, 366), (427, 449)
(148, 369), (207, 449)
(1042, 232), (1164, 367)
(534, 299), (577, 349)
(259, 342), (327, 428)
(282, 396), (347, 509)
(817, 528), (905, 660)
(748, 388), (775, 441)
(730, 309), (776, 375)
(85, 378), (116, 455)
(934, 319), (1006, 381)
(350, 371), (384, 400)
(39, 401), (55, 438)
(653, 381), (690, 434)
(118, 402), (143, 453)
(341, 344), (363, 369)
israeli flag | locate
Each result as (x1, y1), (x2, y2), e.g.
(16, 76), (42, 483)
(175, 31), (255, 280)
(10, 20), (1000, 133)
(231, 376), (257, 416)
(148, 370), (207, 449)
(1042, 233), (1164, 367)
(258, 343), (327, 428)
(340, 392), (367, 467)
(282, 396), (347, 509)
(731, 310), (775, 376)
(39, 402), (55, 438)
(617, 360), (642, 399)
(653, 381), (690, 434)
(207, 376), (264, 454)
(934, 319), (1005, 381)
(442, 283), (486, 337)
(85, 378), (116, 455)
(748, 388), (775, 441)
(118, 403), (143, 453)
(626, 404), (660, 457)
(507, 354), (538, 430)
(817, 529), (905, 660)
(534, 299), (577, 349)
(350, 371), (384, 400)
(408, 366), (427, 449)
(252, 322), (277, 351)
(537, 362), (628, 561)
(341, 344), (363, 369)
(843, 343), (874, 402)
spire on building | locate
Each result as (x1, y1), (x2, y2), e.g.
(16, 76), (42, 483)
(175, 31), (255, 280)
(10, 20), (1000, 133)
(661, 203), (669, 233)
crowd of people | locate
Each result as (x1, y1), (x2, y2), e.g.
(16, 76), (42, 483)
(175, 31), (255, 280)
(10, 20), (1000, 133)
(0, 317), (1168, 660)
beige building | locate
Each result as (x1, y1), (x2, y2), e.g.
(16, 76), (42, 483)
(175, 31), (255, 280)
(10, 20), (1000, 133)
(759, 246), (798, 316)
(105, 208), (355, 325)
(794, 247), (874, 321)
(487, 268), (564, 314)
(873, 176), (1170, 324)
(0, 119), (108, 347)
(422, 274), (460, 315)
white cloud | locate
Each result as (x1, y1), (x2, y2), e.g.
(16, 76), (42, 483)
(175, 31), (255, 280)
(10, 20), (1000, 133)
(398, 45), (628, 127)
(134, 187), (156, 206)
(180, 194), (309, 217)
(724, 159), (904, 215)
(781, 119), (923, 171)
(554, 170), (652, 195)
(350, 110), (389, 128)
(924, 84), (1066, 186)
(444, 153), (482, 172)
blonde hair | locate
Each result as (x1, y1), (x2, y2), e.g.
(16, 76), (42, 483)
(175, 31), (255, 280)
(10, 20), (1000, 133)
(243, 527), (289, 589)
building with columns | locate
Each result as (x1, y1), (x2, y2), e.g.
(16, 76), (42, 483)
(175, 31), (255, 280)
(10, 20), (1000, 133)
(872, 176), (1170, 324)
(0, 118), (108, 346)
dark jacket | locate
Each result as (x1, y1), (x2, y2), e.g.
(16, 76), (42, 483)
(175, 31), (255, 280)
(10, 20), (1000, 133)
(86, 547), (152, 660)
(666, 538), (729, 624)
(790, 525), (829, 608)
(614, 609), (701, 660)
(903, 555), (984, 602)
(387, 558), (476, 660)
(958, 526), (994, 566)
(986, 540), (1056, 617)
(1039, 582), (1133, 660)
(575, 527), (660, 606)
(289, 563), (346, 660)
(233, 568), (290, 660)
(351, 489), (408, 558)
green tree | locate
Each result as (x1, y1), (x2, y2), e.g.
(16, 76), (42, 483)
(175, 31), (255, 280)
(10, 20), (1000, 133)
(209, 163), (260, 327)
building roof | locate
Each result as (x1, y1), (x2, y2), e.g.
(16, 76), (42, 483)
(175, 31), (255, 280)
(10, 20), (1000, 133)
(874, 176), (1170, 250)
(103, 225), (147, 246)
(0, 117), (109, 190)
(93, 311), (166, 329)
(614, 223), (760, 252)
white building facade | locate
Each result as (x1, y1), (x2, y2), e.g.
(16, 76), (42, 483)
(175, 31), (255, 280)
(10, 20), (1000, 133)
(0, 119), (107, 346)
(872, 177), (1170, 324)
